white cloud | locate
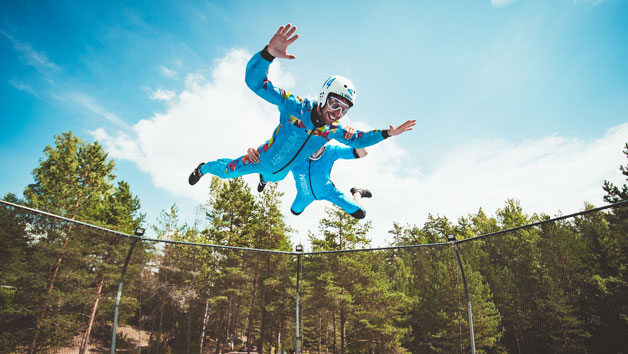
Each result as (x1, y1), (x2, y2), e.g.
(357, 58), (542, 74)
(91, 48), (293, 200)
(159, 65), (177, 78)
(8, 79), (40, 98)
(286, 122), (628, 247)
(1, 30), (61, 81)
(92, 48), (628, 248)
(90, 128), (142, 161)
(63, 92), (129, 128)
(491, 0), (517, 7)
(149, 88), (176, 102)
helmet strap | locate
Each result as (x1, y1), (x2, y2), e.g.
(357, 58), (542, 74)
(311, 104), (325, 128)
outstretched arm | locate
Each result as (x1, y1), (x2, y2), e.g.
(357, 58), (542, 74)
(245, 24), (301, 108)
(335, 119), (417, 148)
(266, 24), (299, 60)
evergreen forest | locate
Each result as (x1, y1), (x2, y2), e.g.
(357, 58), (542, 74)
(1, 131), (627, 354)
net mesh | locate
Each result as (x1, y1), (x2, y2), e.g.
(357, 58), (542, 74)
(1, 201), (627, 353)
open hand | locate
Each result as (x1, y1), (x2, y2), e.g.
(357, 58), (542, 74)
(387, 119), (416, 137)
(267, 24), (299, 59)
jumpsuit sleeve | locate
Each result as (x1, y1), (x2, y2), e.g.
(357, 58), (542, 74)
(332, 124), (390, 149)
(245, 47), (298, 110)
(330, 145), (360, 161)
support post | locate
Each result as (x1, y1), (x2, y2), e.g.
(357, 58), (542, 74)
(449, 236), (476, 354)
(111, 238), (140, 353)
(295, 245), (303, 354)
(295, 254), (301, 354)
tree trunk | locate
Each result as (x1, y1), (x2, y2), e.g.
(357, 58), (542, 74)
(158, 304), (165, 354)
(148, 307), (159, 354)
(325, 312), (329, 354)
(226, 296), (233, 352)
(333, 308), (337, 354)
(258, 256), (273, 354)
(317, 310), (322, 354)
(233, 299), (241, 350)
(215, 308), (227, 354)
(246, 264), (261, 347)
(275, 329), (280, 354)
(187, 309), (192, 354)
(259, 304), (267, 354)
(79, 273), (106, 354)
(340, 309), (346, 354)
(200, 299), (210, 354)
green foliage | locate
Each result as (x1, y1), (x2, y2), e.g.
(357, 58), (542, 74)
(303, 206), (410, 353)
(1, 137), (628, 353)
(603, 142), (628, 203)
(1, 131), (144, 353)
(137, 179), (295, 353)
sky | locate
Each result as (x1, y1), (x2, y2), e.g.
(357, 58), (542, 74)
(1, 0), (627, 249)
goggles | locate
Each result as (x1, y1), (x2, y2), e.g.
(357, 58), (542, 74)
(327, 96), (351, 116)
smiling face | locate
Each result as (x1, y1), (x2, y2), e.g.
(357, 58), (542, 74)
(319, 95), (352, 125)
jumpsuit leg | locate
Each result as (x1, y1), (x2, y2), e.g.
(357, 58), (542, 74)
(290, 192), (315, 216)
(324, 188), (364, 217)
(200, 155), (262, 179)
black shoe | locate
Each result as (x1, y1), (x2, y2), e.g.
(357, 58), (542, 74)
(188, 163), (205, 185)
(257, 174), (267, 192)
(350, 187), (372, 198)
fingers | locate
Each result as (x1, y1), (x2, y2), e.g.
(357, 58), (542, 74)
(287, 33), (299, 45)
(404, 119), (417, 129)
(246, 148), (260, 164)
(277, 24), (297, 40)
(343, 125), (356, 139)
(397, 120), (416, 132)
(283, 24), (297, 37)
(275, 26), (284, 37)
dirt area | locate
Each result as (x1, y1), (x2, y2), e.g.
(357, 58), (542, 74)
(46, 325), (149, 353)
(44, 326), (259, 353)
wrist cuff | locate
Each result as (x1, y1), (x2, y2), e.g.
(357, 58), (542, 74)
(261, 45), (275, 62)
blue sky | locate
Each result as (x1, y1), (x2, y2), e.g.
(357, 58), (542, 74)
(2, 0), (627, 247)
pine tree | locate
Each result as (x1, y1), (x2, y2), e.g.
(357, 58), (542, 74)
(23, 131), (117, 352)
(0, 193), (35, 349)
(306, 207), (412, 353)
(78, 181), (144, 354)
(602, 142), (628, 203)
(204, 177), (256, 353)
(390, 213), (506, 353)
(248, 183), (293, 353)
(148, 205), (204, 353)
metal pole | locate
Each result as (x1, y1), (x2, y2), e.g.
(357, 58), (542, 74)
(452, 243), (476, 354)
(112, 238), (140, 353)
(295, 253), (301, 354)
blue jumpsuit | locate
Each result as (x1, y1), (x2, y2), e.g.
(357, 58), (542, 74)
(199, 47), (390, 183)
(290, 145), (364, 217)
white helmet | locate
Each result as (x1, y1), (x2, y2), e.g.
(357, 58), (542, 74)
(318, 75), (356, 109)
